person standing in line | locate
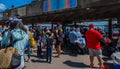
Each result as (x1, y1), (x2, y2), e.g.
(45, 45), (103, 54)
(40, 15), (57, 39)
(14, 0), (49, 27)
(37, 36), (42, 58)
(24, 25), (31, 62)
(75, 28), (85, 54)
(1, 16), (28, 69)
(54, 29), (62, 58)
(41, 32), (47, 48)
(85, 24), (108, 69)
(69, 25), (78, 55)
(97, 26), (106, 36)
(46, 33), (54, 63)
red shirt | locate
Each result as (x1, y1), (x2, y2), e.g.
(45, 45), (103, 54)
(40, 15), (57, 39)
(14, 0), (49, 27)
(85, 29), (103, 50)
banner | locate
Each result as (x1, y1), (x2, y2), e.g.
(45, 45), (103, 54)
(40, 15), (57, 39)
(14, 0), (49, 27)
(43, 0), (77, 12)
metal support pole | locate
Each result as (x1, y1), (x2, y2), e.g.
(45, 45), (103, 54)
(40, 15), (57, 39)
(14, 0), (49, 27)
(51, 22), (54, 32)
(74, 21), (77, 26)
(117, 17), (120, 28)
(32, 23), (34, 29)
(108, 19), (112, 39)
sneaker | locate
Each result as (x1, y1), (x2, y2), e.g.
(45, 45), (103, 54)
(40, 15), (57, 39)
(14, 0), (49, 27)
(99, 65), (108, 69)
(49, 61), (52, 64)
(90, 63), (94, 68)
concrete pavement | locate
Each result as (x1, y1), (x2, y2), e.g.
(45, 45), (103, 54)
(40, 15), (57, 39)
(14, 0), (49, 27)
(25, 49), (113, 69)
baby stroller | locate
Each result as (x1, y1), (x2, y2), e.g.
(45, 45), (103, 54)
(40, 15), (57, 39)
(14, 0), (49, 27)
(111, 47), (120, 69)
(75, 37), (87, 54)
(101, 37), (117, 57)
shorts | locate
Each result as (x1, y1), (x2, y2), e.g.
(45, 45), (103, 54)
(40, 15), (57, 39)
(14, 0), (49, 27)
(89, 48), (102, 58)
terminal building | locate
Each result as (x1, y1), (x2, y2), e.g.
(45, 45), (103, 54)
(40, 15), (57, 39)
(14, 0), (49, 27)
(0, 0), (120, 38)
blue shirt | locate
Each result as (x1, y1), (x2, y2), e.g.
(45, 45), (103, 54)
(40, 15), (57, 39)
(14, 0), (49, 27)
(76, 31), (82, 39)
(1, 29), (29, 64)
(69, 30), (78, 43)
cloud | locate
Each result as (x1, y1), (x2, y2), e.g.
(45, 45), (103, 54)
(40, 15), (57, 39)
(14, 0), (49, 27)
(0, 3), (6, 10)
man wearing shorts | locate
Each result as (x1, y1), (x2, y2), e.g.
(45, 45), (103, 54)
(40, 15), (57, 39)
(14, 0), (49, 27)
(85, 24), (107, 69)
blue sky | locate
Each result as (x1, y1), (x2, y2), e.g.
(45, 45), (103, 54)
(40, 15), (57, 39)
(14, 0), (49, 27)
(0, 0), (32, 12)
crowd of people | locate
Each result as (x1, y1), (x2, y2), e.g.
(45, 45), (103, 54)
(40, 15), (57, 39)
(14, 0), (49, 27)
(0, 15), (120, 69)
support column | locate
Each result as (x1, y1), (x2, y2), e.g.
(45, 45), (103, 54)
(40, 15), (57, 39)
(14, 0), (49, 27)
(74, 21), (77, 26)
(117, 17), (120, 28)
(32, 23), (34, 29)
(51, 22), (54, 32)
(108, 19), (112, 39)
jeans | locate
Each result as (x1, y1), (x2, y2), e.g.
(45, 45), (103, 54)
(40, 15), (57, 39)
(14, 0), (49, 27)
(37, 43), (42, 57)
(26, 41), (30, 59)
(46, 46), (52, 63)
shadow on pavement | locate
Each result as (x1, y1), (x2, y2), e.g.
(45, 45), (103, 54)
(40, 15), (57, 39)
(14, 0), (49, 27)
(30, 54), (38, 58)
(63, 60), (93, 68)
(104, 62), (114, 69)
(31, 59), (47, 63)
(102, 56), (114, 69)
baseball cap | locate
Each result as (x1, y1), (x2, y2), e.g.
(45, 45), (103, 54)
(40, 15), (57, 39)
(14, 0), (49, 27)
(89, 24), (94, 28)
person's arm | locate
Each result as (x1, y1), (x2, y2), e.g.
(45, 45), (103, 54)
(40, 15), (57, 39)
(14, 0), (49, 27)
(75, 32), (78, 40)
(1, 32), (10, 48)
(12, 30), (24, 40)
(51, 39), (54, 45)
(96, 31), (103, 40)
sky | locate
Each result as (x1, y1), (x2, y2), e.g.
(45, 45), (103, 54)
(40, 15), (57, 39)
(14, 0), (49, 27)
(0, 0), (32, 12)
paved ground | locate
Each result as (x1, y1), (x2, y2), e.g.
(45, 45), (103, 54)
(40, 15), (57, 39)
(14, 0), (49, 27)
(25, 48), (113, 69)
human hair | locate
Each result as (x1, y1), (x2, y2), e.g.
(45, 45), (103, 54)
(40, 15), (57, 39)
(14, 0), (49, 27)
(9, 21), (27, 33)
(47, 33), (52, 37)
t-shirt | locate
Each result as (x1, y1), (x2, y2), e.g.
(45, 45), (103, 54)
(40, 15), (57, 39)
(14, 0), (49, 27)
(46, 38), (53, 48)
(69, 31), (78, 43)
(85, 29), (103, 50)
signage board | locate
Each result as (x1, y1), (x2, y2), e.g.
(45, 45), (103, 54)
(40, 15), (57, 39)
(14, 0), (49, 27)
(43, 0), (77, 12)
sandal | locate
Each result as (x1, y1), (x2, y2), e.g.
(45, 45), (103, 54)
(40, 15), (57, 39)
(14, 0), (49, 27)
(90, 63), (94, 68)
(99, 65), (108, 69)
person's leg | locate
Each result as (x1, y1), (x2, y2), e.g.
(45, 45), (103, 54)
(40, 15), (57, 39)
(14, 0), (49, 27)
(97, 57), (103, 67)
(96, 49), (108, 68)
(27, 42), (31, 62)
(56, 44), (61, 58)
(49, 47), (52, 63)
(55, 43), (58, 53)
(37, 46), (40, 57)
(72, 44), (78, 54)
(57, 44), (61, 57)
(46, 48), (49, 62)
(90, 56), (94, 66)
(69, 43), (73, 53)
(74, 43), (79, 54)
(39, 43), (42, 57)
(89, 49), (94, 67)
(79, 47), (85, 54)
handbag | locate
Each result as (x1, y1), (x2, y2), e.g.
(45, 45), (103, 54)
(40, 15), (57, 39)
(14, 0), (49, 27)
(10, 53), (21, 68)
(30, 37), (36, 47)
(0, 47), (20, 69)
(0, 47), (13, 68)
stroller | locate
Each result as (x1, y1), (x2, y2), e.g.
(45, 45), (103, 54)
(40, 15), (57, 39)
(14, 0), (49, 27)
(101, 37), (117, 57)
(111, 47), (120, 69)
(111, 36), (120, 69)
